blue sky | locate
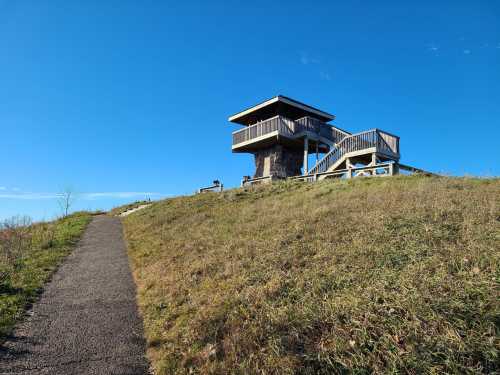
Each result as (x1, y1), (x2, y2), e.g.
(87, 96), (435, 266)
(1, 0), (499, 221)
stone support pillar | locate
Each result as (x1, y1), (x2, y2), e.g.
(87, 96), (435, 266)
(253, 145), (303, 178)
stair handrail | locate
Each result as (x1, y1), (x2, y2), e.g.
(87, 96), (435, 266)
(308, 129), (379, 174)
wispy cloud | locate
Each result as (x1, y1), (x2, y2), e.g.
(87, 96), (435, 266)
(0, 192), (163, 200)
(320, 71), (331, 81)
(300, 51), (332, 82)
(82, 192), (163, 200)
(299, 51), (320, 65)
(0, 193), (60, 200)
(428, 39), (500, 55)
(426, 43), (439, 54)
(0, 187), (6, 191)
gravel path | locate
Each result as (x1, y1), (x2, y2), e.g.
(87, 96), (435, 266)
(119, 204), (151, 217)
(0, 216), (149, 375)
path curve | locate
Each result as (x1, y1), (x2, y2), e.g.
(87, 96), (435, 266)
(119, 204), (151, 217)
(0, 216), (149, 375)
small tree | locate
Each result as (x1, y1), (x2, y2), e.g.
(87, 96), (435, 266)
(57, 186), (77, 217)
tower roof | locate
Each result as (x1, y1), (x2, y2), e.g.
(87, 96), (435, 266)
(228, 95), (335, 126)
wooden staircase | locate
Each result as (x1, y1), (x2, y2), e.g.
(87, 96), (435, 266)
(308, 129), (400, 179)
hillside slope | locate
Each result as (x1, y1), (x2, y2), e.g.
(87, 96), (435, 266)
(122, 176), (499, 374)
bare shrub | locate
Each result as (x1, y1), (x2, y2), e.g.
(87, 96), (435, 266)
(57, 186), (77, 218)
(0, 216), (33, 286)
(31, 222), (56, 250)
(0, 216), (33, 266)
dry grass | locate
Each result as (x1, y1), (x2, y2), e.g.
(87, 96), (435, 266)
(122, 176), (499, 374)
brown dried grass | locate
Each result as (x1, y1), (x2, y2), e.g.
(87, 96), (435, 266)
(123, 176), (499, 374)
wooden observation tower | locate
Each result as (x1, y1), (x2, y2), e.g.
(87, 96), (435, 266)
(230, 95), (402, 184)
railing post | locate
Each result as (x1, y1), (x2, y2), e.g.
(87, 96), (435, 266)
(303, 137), (309, 175)
(346, 157), (352, 169)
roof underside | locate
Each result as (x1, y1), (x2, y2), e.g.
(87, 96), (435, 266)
(229, 96), (335, 126)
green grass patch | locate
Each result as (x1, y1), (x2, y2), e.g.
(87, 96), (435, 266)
(123, 176), (499, 374)
(0, 212), (92, 340)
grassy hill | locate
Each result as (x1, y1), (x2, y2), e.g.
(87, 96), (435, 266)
(122, 176), (499, 374)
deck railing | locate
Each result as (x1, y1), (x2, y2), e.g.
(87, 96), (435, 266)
(377, 130), (399, 155)
(232, 115), (345, 146)
(232, 116), (289, 145)
(308, 129), (399, 175)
